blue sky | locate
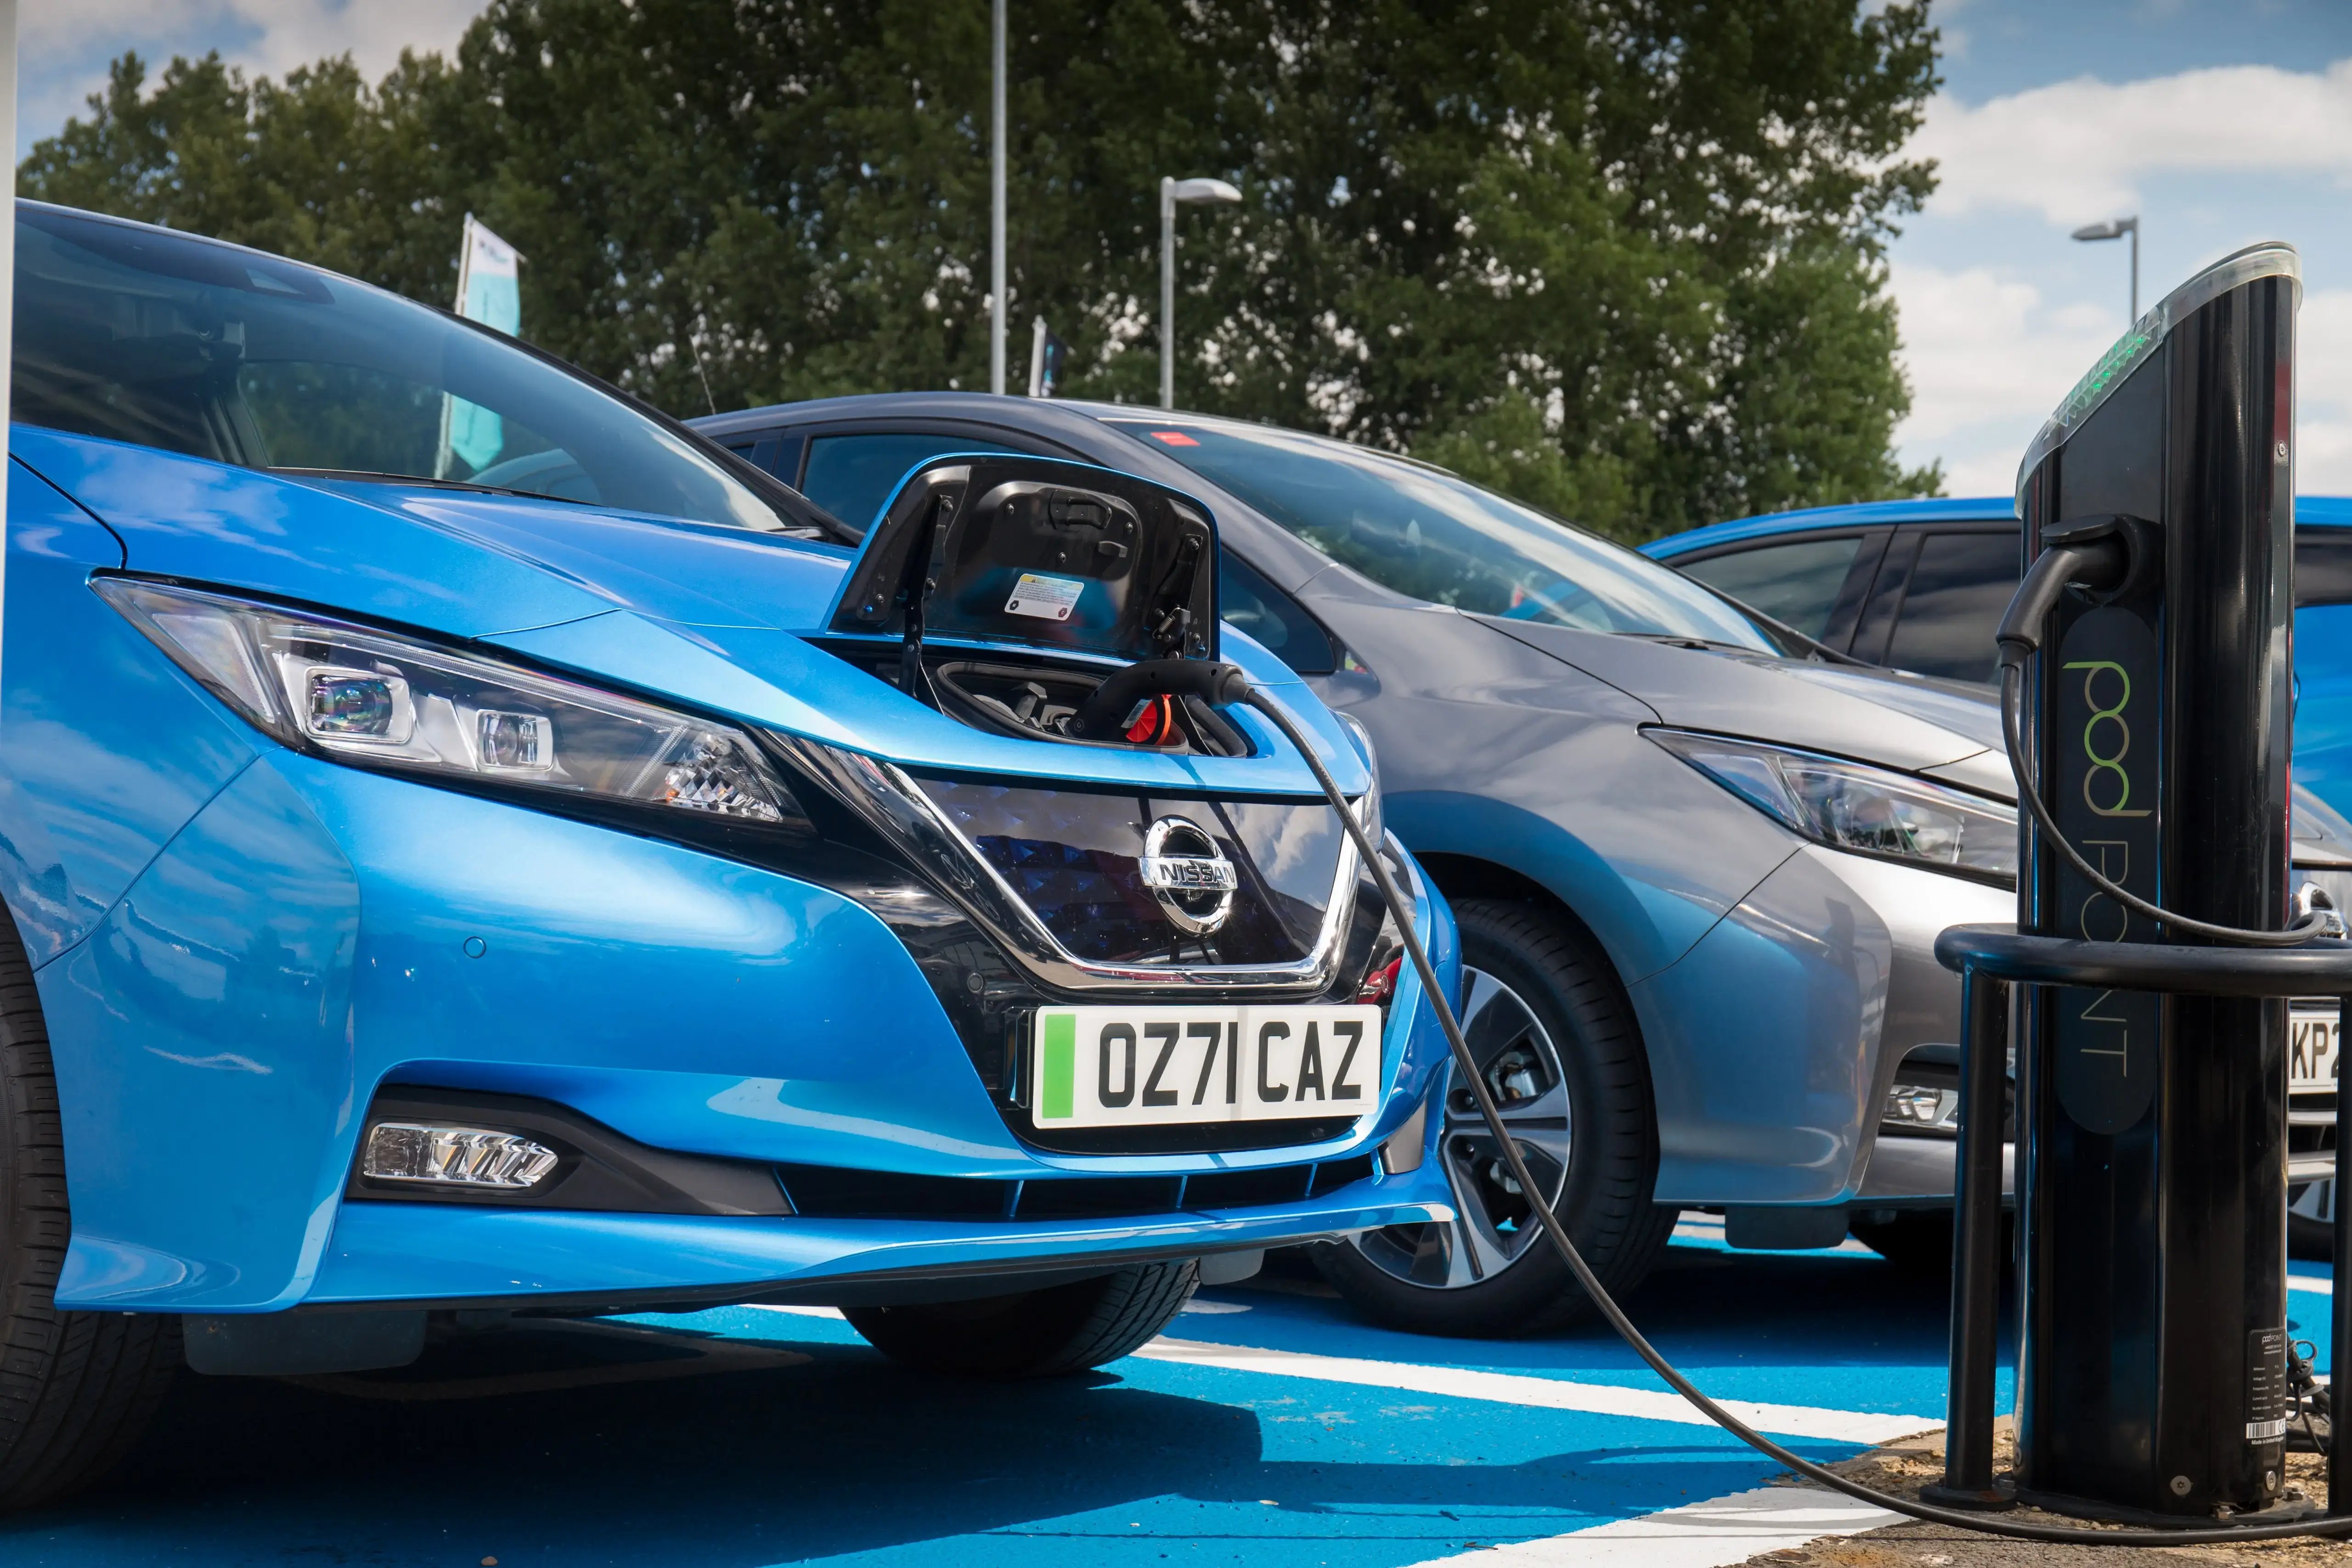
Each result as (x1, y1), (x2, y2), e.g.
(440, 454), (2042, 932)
(18, 0), (2352, 498)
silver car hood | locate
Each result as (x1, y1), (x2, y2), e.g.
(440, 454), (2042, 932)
(1477, 616), (1998, 775)
(1477, 614), (2352, 867)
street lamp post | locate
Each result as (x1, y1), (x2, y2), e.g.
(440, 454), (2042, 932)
(989, 0), (1007, 396)
(2071, 214), (2141, 323)
(1160, 175), (1241, 410)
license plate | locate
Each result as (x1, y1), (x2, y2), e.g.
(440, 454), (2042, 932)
(1032, 1005), (1381, 1128)
(2291, 1004), (2340, 1094)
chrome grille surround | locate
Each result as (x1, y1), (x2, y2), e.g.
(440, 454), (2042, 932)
(778, 733), (1365, 995)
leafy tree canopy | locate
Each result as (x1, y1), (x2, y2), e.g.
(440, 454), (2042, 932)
(20, 0), (1945, 539)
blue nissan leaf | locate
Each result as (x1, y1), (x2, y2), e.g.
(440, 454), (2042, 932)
(0, 203), (1457, 1509)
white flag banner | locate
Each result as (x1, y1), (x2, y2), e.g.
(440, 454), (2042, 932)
(439, 214), (524, 477)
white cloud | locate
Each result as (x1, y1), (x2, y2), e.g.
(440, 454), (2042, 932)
(23, 0), (486, 77)
(1891, 265), (2352, 497)
(2301, 289), (2352, 494)
(18, 0), (487, 154)
(1889, 260), (2120, 495)
(1912, 58), (2352, 224)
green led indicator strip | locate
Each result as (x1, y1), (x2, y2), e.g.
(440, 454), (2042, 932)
(1040, 1013), (1076, 1120)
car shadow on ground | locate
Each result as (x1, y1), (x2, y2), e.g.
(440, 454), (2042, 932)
(1194, 1241), (1995, 1384)
(4, 1318), (1817, 1566)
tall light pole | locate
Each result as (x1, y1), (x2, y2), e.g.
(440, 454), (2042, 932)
(1160, 175), (1241, 410)
(989, 0), (1007, 395)
(2072, 214), (2140, 323)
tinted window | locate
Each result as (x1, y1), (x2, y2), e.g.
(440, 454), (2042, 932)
(13, 206), (787, 531)
(1675, 536), (1866, 639)
(1220, 554), (1337, 674)
(1883, 530), (2021, 685)
(2298, 528), (2352, 607)
(799, 432), (1022, 536)
(1112, 421), (1773, 650)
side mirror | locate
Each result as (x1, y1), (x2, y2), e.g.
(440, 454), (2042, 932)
(826, 454), (1219, 665)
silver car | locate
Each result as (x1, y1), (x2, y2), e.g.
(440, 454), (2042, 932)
(691, 396), (2352, 1334)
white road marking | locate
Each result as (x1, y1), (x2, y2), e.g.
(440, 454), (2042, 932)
(741, 1305), (1926, 1441)
(1133, 1338), (1936, 1443)
(2291, 1274), (2333, 1296)
(1395, 1484), (1901, 1568)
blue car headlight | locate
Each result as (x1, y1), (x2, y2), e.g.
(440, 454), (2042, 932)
(97, 577), (801, 824)
(1647, 727), (2017, 886)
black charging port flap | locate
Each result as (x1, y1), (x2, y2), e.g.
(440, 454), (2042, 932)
(826, 454), (1219, 665)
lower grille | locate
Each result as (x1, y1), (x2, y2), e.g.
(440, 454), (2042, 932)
(774, 1154), (1377, 1222)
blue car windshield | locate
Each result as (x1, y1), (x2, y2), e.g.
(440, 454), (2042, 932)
(1110, 419), (1775, 649)
(11, 205), (786, 532)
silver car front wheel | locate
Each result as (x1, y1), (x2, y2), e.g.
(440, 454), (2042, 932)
(1313, 898), (1676, 1337)
(1353, 965), (1574, 1288)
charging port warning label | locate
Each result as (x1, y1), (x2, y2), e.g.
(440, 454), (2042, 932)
(1005, 573), (1085, 622)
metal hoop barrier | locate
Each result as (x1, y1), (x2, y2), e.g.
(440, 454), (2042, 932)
(1929, 924), (2352, 1515)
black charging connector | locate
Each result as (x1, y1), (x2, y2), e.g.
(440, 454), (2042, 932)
(1201, 666), (2352, 1545)
(1994, 515), (2149, 671)
(1068, 657), (1252, 740)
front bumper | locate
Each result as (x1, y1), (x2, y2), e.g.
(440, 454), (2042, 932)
(307, 1186), (1450, 1311)
(1633, 844), (2013, 1207)
(41, 750), (1455, 1313)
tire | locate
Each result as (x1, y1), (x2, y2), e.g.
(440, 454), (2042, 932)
(1315, 898), (1677, 1337)
(0, 908), (181, 1512)
(843, 1260), (1197, 1377)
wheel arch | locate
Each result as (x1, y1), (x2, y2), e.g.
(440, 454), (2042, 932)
(1409, 851), (1664, 1166)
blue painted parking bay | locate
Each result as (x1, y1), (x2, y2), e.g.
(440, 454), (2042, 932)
(5, 1226), (2331, 1565)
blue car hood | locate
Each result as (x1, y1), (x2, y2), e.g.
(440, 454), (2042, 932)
(15, 429), (1366, 795)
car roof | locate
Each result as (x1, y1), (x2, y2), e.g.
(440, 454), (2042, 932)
(1644, 493), (2352, 558)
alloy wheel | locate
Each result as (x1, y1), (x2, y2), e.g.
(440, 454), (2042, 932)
(1348, 964), (1573, 1289)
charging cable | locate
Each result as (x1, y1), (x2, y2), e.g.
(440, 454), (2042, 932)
(1230, 677), (2352, 1544)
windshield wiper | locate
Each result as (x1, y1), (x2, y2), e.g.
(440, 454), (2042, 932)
(269, 468), (591, 506)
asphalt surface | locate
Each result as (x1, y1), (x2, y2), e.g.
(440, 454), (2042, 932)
(0, 1218), (2334, 1566)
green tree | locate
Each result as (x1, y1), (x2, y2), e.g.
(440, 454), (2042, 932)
(20, 50), (473, 306)
(20, 0), (1945, 538)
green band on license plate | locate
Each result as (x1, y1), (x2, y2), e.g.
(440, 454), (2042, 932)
(1040, 1012), (1076, 1120)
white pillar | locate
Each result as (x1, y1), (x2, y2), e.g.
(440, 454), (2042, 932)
(1159, 176), (1176, 410)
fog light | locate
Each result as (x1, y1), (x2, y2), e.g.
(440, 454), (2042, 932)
(1881, 1083), (1960, 1132)
(362, 1122), (560, 1188)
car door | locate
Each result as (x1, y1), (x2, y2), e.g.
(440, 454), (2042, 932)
(1858, 524), (2023, 685)
(2291, 525), (2352, 814)
(1665, 529), (1889, 653)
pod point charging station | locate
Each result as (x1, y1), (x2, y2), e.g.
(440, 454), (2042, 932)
(1928, 241), (2352, 1526)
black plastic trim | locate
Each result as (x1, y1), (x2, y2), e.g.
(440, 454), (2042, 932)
(347, 1088), (791, 1217)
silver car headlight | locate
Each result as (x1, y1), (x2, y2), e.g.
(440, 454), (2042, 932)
(1336, 710), (1382, 847)
(98, 578), (800, 824)
(1648, 728), (2016, 885)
